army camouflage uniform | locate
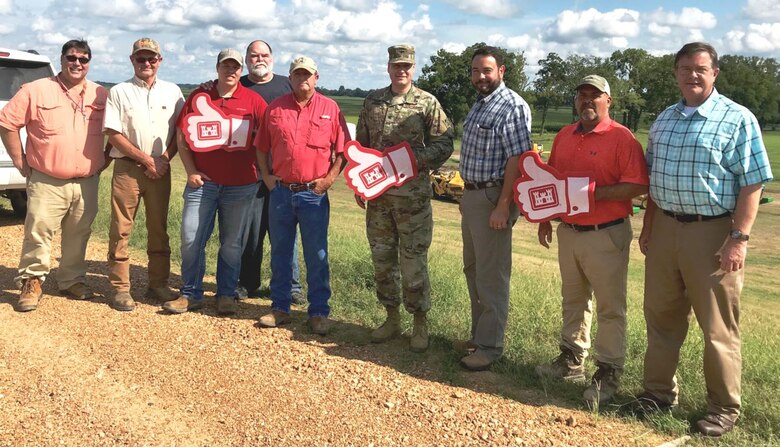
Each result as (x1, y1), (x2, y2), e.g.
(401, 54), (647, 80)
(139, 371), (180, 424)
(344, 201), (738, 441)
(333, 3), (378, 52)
(356, 84), (454, 314)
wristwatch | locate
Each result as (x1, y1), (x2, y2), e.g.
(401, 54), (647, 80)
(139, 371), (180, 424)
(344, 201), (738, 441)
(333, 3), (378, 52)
(729, 229), (750, 241)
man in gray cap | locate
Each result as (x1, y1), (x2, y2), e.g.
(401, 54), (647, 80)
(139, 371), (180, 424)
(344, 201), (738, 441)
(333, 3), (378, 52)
(162, 48), (267, 315)
(104, 38), (184, 312)
(354, 44), (454, 352)
(256, 56), (349, 335)
(534, 74), (648, 408)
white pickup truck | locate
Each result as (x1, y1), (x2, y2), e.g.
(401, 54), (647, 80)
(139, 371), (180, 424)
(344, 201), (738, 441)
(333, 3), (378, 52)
(0, 48), (56, 216)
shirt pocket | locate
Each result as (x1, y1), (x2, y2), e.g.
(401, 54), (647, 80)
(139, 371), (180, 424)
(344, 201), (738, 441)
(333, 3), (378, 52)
(86, 103), (106, 136)
(307, 118), (333, 150)
(35, 102), (66, 136)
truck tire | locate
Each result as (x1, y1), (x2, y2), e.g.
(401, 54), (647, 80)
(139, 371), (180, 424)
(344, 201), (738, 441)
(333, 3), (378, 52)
(8, 190), (27, 217)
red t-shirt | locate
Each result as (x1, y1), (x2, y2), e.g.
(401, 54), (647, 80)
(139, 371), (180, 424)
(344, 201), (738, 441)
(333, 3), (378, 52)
(177, 84), (267, 186)
(255, 92), (346, 183)
(548, 117), (648, 225)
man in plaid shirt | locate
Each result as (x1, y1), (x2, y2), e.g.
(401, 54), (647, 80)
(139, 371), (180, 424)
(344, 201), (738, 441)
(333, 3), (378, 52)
(455, 46), (532, 371)
(635, 42), (773, 437)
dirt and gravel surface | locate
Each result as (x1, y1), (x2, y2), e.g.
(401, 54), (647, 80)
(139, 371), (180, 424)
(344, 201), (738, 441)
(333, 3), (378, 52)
(0, 210), (671, 446)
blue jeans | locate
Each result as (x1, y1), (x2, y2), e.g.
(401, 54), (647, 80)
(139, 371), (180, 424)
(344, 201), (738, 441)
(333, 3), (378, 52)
(180, 181), (255, 301)
(239, 182), (302, 293)
(268, 187), (331, 316)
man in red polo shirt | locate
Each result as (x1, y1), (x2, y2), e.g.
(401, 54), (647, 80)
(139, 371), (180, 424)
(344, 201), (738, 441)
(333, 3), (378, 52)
(255, 56), (348, 335)
(534, 75), (648, 408)
(162, 48), (266, 316)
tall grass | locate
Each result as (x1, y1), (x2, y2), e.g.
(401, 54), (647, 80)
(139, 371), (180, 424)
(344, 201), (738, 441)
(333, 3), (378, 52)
(75, 127), (780, 446)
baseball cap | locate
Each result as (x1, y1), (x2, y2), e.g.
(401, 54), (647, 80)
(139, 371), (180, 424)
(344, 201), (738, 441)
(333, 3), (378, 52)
(388, 44), (414, 64)
(132, 38), (160, 55)
(289, 56), (317, 74)
(217, 48), (243, 67)
(576, 75), (610, 96)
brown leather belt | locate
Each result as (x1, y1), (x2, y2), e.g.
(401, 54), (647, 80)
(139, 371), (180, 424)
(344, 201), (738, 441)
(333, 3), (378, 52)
(279, 181), (315, 192)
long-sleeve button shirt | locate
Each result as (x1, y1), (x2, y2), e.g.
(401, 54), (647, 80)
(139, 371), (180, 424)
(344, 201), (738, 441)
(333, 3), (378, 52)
(647, 89), (773, 215)
(460, 83), (532, 183)
(0, 75), (108, 179)
(255, 92), (347, 184)
(356, 85), (454, 197)
(103, 76), (184, 158)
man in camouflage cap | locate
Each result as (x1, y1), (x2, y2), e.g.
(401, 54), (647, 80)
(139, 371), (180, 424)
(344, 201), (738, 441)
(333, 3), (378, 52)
(354, 44), (454, 352)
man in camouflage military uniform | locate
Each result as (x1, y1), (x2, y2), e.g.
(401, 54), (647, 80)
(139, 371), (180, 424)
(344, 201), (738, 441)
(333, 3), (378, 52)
(355, 44), (454, 352)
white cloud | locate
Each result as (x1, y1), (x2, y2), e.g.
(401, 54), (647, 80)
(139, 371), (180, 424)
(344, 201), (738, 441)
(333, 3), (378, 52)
(726, 23), (780, 53)
(441, 42), (467, 54)
(647, 7), (717, 29)
(73, 0), (142, 17)
(743, 0), (780, 21)
(441, 0), (515, 19)
(546, 8), (640, 43)
(0, 0), (11, 14)
(31, 17), (53, 33)
(0, 24), (14, 35)
(648, 22), (671, 36)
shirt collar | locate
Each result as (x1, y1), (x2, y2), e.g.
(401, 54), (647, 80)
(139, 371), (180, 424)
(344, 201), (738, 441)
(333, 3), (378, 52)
(383, 84), (417, 104)
(675, 88), (720, 118)
(477, 82), (506, 104)
(131, 75), (156, 89)
(575, 116), (613, 134)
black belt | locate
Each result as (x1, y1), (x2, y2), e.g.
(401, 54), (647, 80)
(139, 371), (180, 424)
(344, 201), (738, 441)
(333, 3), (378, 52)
(464, 179), (503, 190)
(561, 218), (625, 232)
(662, 210), (730, 223)
(279, 181), (315, 192)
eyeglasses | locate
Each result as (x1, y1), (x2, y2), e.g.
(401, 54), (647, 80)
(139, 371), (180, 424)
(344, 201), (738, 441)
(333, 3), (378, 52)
(134, 56), (160, 65)
(64, 55), (90, 64)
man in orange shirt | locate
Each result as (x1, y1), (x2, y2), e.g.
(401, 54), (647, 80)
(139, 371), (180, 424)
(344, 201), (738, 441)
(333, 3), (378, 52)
(534, 75), (648, 408)
(0, 39), (108, 312)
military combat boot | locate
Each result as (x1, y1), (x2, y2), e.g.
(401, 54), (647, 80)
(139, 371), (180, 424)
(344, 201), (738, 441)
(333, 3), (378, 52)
(371, 306), (401, 343)
(410, 312), (429, 352)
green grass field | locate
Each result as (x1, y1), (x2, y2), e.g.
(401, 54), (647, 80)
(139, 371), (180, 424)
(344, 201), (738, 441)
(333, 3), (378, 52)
(1, 101), (777, 445)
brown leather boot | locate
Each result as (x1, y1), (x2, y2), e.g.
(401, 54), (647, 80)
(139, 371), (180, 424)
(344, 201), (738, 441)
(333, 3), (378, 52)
(17, 277), (43, 312)
(410, 312), (429, 352)
(370, 306), (401, 343)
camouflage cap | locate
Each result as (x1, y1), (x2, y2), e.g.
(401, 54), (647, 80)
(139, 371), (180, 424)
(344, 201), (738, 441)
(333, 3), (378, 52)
(388, 44), (415, 64)
(132, 38), (160, 55)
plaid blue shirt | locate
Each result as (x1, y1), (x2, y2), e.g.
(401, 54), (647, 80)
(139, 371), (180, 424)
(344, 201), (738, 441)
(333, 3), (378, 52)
(460, 83), (532, 182)
(647, 89), (773, 215)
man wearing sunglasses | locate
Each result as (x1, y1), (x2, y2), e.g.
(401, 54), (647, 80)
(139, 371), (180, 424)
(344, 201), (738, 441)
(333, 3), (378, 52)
(102, 38), (185, 312)
(0, 39), (108, 312)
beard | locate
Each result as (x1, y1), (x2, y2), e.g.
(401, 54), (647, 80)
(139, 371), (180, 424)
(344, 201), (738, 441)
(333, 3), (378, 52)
(250, 63), (272, 79)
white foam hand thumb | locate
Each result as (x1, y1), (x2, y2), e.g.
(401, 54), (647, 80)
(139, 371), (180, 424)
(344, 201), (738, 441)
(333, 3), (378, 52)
(343, 140), (418, 201)
(184, 93), (230, 151)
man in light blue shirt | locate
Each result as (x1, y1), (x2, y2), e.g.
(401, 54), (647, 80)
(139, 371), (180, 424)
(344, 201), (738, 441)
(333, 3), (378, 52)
(636, 42), (773, 437)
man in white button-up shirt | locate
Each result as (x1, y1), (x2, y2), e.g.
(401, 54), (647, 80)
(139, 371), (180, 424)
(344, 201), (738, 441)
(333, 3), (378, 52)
(102, 37), (184, 312)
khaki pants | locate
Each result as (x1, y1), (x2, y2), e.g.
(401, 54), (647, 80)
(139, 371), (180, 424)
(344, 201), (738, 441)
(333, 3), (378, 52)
(16, 170), (100, 289)
(643, 211), (742, 418)
(461, 186), (518, 361)
(556, 220), (631, 368)
(107, 158), (171, 292)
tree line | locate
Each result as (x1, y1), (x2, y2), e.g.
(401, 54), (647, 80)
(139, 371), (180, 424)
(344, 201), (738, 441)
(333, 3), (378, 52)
(414, 42), (780, 134)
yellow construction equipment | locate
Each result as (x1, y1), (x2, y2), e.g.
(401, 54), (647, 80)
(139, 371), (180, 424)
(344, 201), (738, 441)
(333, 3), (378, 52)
(430, 168), (465, 202)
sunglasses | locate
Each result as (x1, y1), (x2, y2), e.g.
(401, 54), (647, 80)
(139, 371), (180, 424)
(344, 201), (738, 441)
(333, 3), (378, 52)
(134, 56), (160, 64)
(64, 55), (90, 64)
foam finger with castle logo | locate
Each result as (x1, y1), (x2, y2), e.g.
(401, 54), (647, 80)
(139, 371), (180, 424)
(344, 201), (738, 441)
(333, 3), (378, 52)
(183, 93), (251, 152)
(514, 151), (594, 223)
(343, 140), (418, 201)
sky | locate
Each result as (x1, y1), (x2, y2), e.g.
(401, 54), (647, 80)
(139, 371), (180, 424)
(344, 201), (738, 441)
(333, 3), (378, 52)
(1, 0), (779, 90)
